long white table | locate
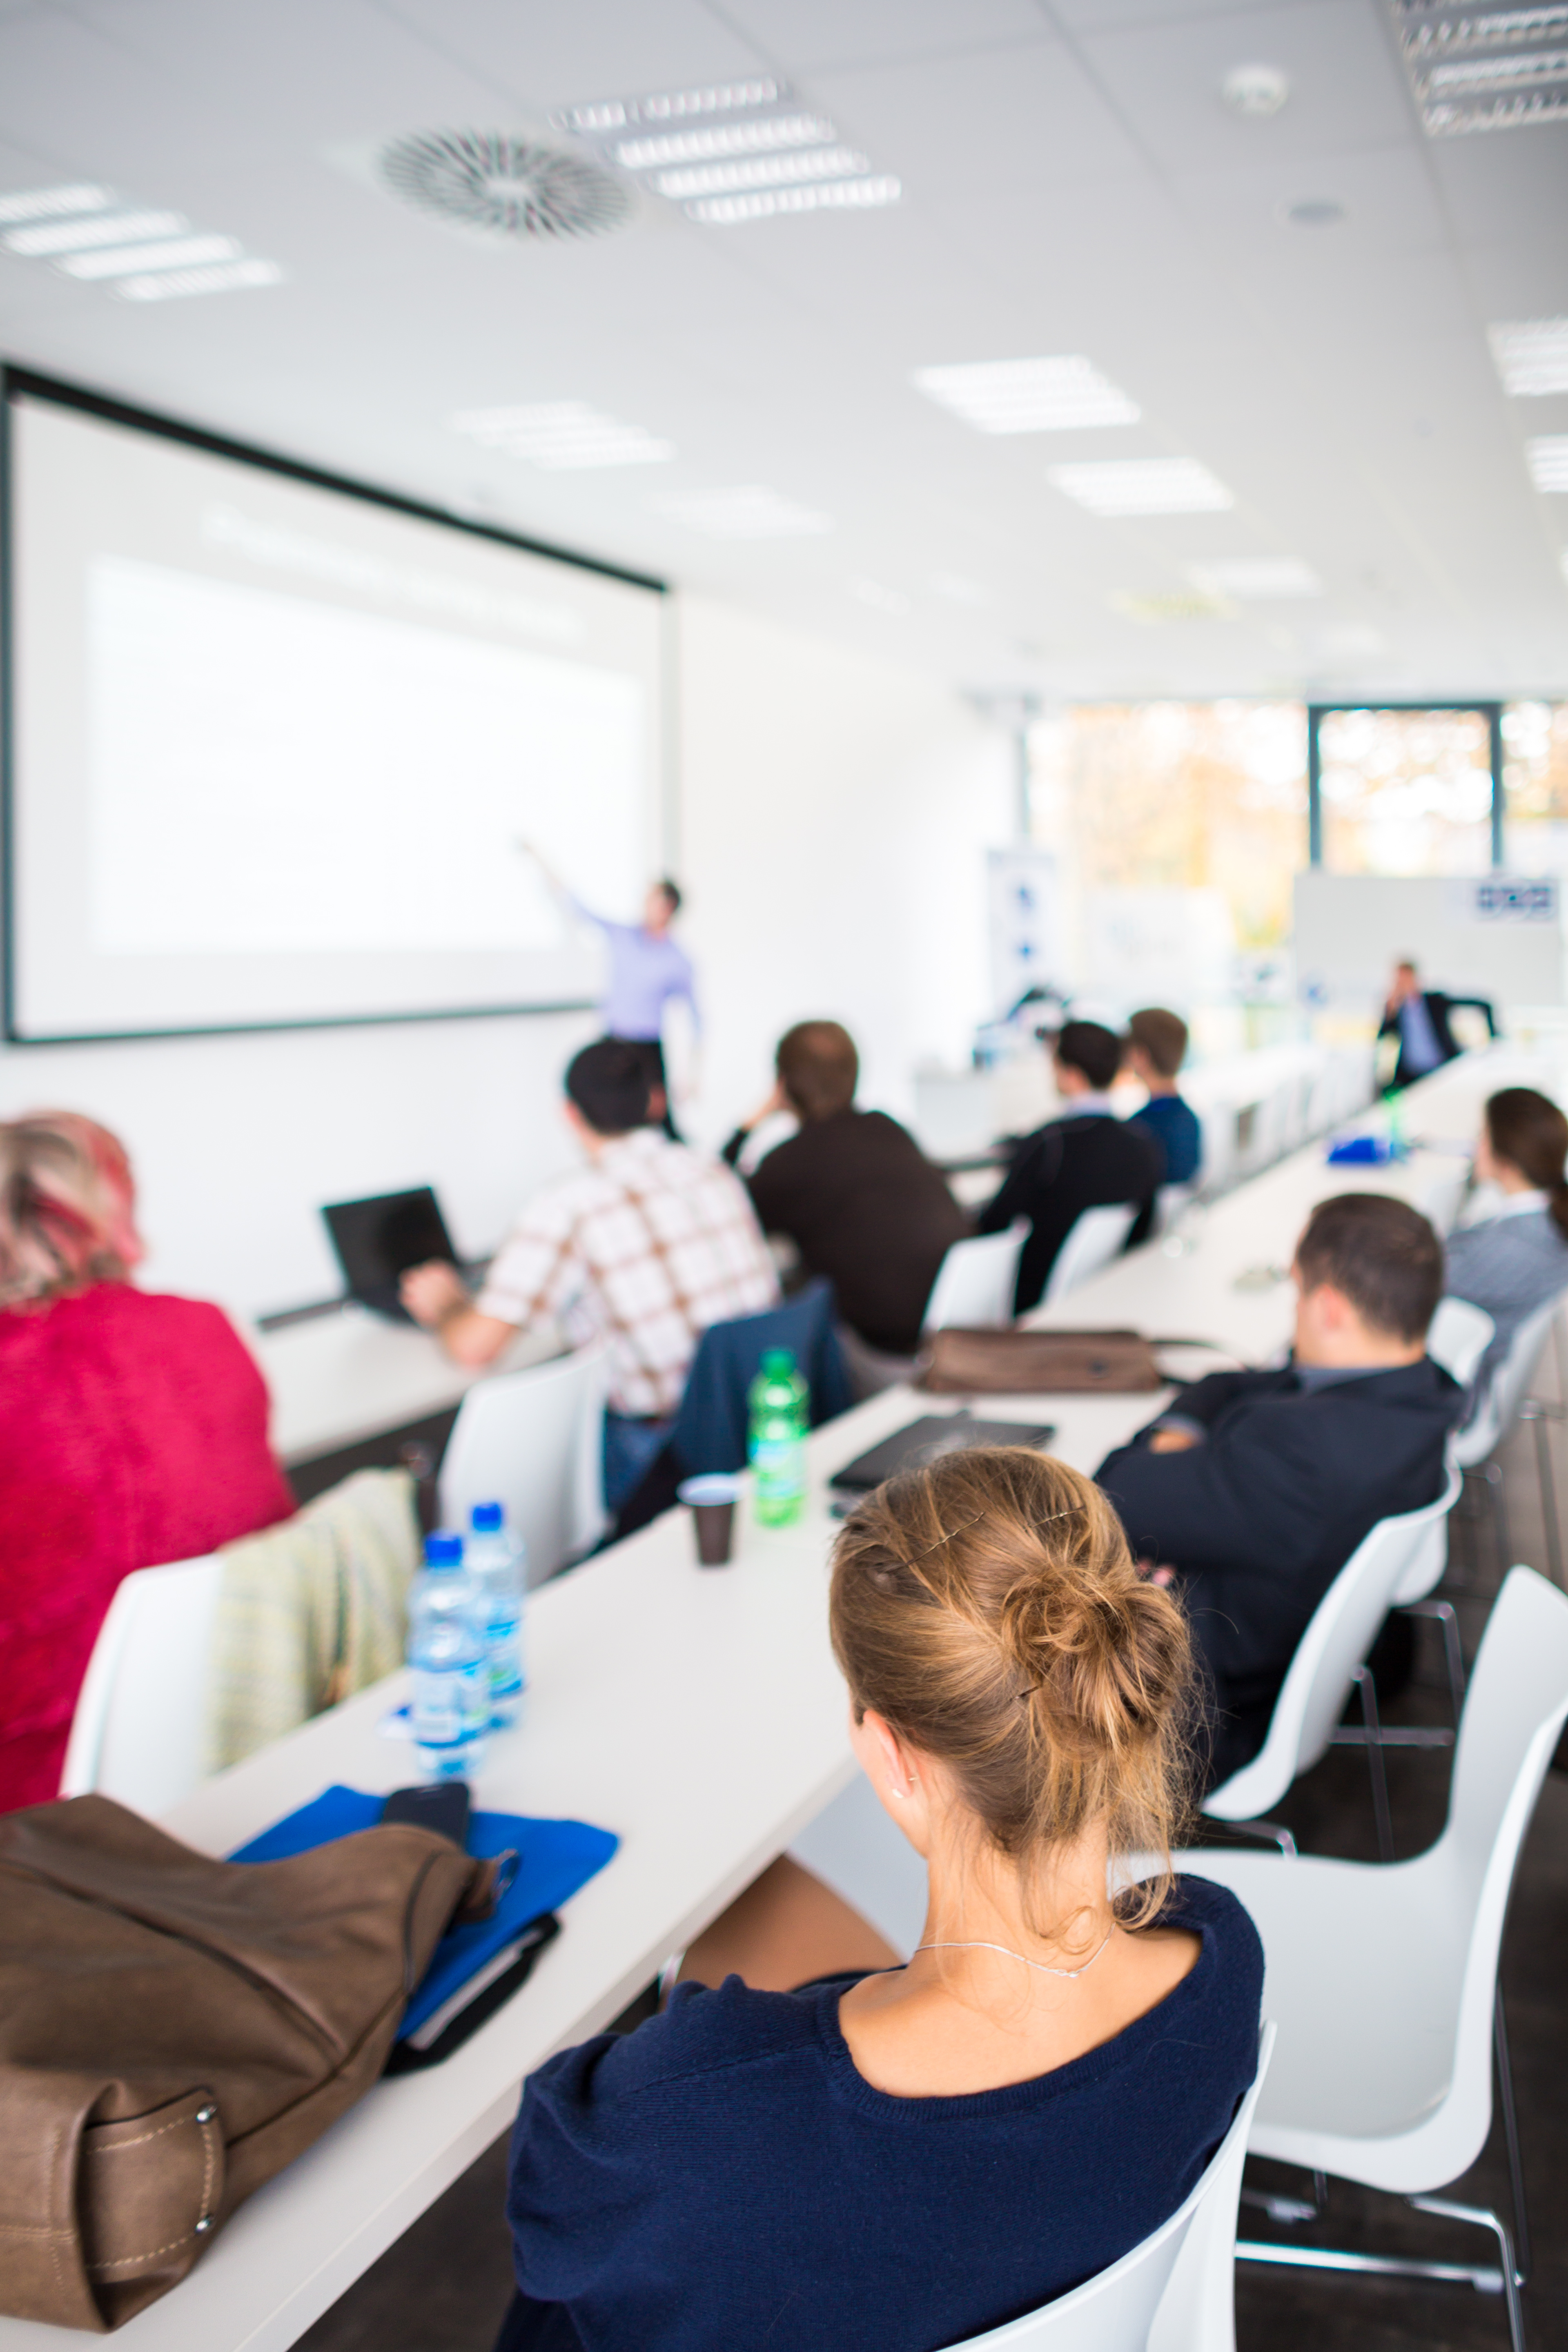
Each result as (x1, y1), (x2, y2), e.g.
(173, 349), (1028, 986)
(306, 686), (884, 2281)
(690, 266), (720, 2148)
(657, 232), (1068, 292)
(10, 1046), (1546, 2352)
(253, 1311), (562, 1469)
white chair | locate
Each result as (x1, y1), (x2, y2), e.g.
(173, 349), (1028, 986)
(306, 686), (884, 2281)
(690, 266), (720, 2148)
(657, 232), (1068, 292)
(1044, 1203), (1138, 1304)
(438, 1343), (610, 1588)
(923, 1221), (1029, 1333)
(1203, 1466), (1461, 1862)
(1180, 1566), (1568, 2352)
(1427, 1296), (1496, 1393)
(1195, 1102), (1238, 1200)
(1413, 1162), (1470, 1237)
(60, 1554), (223, 1814)
(942, 2026), (1274, 2351)
(1453, 1297), (1563, 1587)
(1152, 1184), (1195, 1241)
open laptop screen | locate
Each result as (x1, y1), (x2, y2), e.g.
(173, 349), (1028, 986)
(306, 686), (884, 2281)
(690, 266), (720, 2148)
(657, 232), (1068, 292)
(321, 1187), (457, 1317)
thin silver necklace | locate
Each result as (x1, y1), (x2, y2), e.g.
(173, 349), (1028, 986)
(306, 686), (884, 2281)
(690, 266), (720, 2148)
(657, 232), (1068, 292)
(913, 1930), (1114, 1981)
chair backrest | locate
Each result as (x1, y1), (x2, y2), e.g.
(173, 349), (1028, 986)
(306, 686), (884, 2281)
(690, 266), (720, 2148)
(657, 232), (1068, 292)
(924, 1222), (1028, 1333)
(672, 1276), (853, 1477)
(1194, 1102), (1238, 1198)
(1044, 1203), (1138, 1304)
(1426, 1297), (1495, 1391)
(1204, 1466), (1461, 1823)
(942, 2025), (1274, 2352)
(1413, 1164), (1470, 1238)
(59, 1555), (223, 1813)
(438, 1345), (610, 1588)
(1152, 1185), (1194, 1241)
(1475, 1294), (1559, 1453)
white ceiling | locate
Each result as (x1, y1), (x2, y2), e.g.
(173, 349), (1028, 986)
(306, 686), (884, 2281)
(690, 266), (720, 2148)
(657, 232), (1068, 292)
(1, 0), (1566, 703)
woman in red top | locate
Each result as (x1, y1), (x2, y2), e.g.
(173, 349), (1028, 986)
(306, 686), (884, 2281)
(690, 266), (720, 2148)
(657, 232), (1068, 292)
(0, 1112), (294, 1813)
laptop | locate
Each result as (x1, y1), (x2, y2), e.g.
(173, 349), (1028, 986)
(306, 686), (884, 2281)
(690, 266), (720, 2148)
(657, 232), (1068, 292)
(829, 1411), (1056, 1504)
(321, 1187), (459, 1322)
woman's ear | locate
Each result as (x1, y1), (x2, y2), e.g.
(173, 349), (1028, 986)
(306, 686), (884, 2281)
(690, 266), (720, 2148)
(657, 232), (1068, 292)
(851, 1708), (938, 1856)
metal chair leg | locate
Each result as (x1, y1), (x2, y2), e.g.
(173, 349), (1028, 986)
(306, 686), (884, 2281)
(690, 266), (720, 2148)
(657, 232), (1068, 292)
(1241, 2197), (1526, 2352)
(1494, 1986), (1532, 2285)
(1519, 1400), (1566, 1590)
(1351, 1665), (1395, 1861)
(1402, 1597), (1467, 1726)
(1218, 1816), (1298, 1857)
(1408, 2198), (1526, 2352)
(1480, 1459), (1512, 1584)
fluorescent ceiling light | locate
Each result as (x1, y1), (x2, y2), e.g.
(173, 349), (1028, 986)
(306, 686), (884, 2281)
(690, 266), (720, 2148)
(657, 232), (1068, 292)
(1527, 436), (1568, 490)
(1187, 557), (1322, 598)
(60, 233), (242, 281)
(649, 486), (832, 538)
(617, 115), (835, 170)
(0, 182), (113, 225)
(656, 147), (869, 200)
(555, 80), (784, 134)
(452, 401), (673, 470)
(1489, 317), (1568, 395)
(114, 257), (284, 302)
(4, 208), (187, 257)
(1049, 459), (1234, 516)
(914, 355), (1140, 434)
(688, 176), (900, 225)
(1393, 0), (1568, 132)
(851, 577), (910, 615)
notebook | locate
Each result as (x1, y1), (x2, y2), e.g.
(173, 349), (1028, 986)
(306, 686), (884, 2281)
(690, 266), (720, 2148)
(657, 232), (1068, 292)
(829, 1412), (1056, 1499)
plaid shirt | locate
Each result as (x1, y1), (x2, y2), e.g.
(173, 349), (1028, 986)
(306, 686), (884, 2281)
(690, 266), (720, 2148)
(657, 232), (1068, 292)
(477, 1129), (779, 1419)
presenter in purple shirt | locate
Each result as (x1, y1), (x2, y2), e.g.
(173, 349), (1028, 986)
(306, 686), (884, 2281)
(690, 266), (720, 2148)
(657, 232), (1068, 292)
(521, 844), (698, 1135)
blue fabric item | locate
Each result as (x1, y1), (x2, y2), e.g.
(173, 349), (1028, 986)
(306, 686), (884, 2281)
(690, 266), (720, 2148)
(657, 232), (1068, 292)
(230, 1786), (617, 2038)
(1129, 1093), (1202, 1185)
(1327, 1133), (1392, 1165)
(570, 900), (698, 1040)
(670, 1276), (853, 1477)
(499, 1875), (1263, 2352)
(601, 1410), (674, 1510)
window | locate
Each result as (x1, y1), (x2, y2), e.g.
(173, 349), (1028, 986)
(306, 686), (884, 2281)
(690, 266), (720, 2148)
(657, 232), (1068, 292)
(1313, 706), (1497, 876)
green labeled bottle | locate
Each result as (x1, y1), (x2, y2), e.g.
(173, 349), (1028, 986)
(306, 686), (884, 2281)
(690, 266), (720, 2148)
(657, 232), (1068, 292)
(748, 1347), (810, 1526)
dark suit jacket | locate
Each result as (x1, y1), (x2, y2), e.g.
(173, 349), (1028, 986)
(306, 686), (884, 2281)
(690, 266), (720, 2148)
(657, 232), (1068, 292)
(724, 1109), (967, 1355)
(1378, 990), (1497, 1089)
(977, 1113), (1163, 1315)
(1096, 1358), (1463, 1785)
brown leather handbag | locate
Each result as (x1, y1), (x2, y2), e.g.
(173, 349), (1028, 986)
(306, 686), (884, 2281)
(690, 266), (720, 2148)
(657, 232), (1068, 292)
(920, 1325), (1170, 1394)
(0, 1795), (505, 2331)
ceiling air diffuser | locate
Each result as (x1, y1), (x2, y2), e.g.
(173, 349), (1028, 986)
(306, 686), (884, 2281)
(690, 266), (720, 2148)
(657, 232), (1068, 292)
(378, 131), (632, 239)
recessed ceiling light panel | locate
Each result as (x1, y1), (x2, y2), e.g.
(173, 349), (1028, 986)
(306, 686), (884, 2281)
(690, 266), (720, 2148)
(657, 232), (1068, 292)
(0, 178), (281, 298)
(1187, 557), (1323, 597)
(1049, 459), (1234, 516)
(649, 486), (833, 538)
(688, 177), (899, 225)
(0, 183), (113, 225)
(453, 401), (673, 470)
(60, 233), (242, 281)
(380, 131), (632, 240)
(1527, 436), (1568, 490)
(552, 80), (786, 135)
(561, 83), (895, 229)
(616, 115), (837, 171)
(914, 355), (1140, 434)
(1391, 0), (1568, 133)
(657, 147), (870, 200)
(1490, 317), (1568, 395)
(4, 208), (187, 257)
(115, 257), (284, 302)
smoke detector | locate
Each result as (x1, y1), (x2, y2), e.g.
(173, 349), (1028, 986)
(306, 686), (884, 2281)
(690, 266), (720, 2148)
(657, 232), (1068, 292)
(1222, 62), (1291, 117)
(378, 131), (632, 241)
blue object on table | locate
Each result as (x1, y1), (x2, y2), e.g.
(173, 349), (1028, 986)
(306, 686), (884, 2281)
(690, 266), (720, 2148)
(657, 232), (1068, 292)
(230, 1786), (617, 2037)
(1326, 1133), (1392, 1165)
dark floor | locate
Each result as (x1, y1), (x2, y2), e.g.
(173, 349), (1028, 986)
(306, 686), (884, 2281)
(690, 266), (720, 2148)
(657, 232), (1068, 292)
(298, 1396), (1568, 2352)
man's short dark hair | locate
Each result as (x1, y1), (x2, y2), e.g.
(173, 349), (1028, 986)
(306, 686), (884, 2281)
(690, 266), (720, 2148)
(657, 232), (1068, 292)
(656, 877), (683, 915)
(1054, 1019), (1123, 1094)
(1295, 1193), (1443, 1343)
(777, 1020), (858, 1120)
(1127, 1007), (1189, 1081)
(565, 1039), (653, 1137)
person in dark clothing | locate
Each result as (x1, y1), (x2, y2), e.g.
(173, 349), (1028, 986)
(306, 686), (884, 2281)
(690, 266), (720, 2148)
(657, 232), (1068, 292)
(977, 1019), (1162, 1314)
(1125, 1007), (1202, 1187)
(1379, 958), (1497, 1089)
(722, 1021), (967, 1354)
(1097, 1193), (1464, 1786)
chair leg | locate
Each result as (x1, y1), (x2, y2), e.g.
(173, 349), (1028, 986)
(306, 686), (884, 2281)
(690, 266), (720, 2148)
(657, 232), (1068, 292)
(1481, 1460), (1512, 1584)
(1408, 2199), (1526, 2352)
(1519, 1401), (1566, 1590)
(1240, 2198), (1525, 2352)
(1350, 1665), (1395, 1862)
(1401, 1597), (1467, 1727)
(1216, 1816), (1298, 1857)
(1494, 1986), (1532, 2285)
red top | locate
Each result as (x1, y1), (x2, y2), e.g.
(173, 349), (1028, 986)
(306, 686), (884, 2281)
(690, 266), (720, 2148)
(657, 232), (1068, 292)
(0, 1282), (295, 1813)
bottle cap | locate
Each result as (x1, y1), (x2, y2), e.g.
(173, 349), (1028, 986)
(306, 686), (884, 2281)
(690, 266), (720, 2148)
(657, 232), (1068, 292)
(470, 1502), (504, 1533)
(424, 1530), (464, 1568)
(760, 1348), (796, 1374)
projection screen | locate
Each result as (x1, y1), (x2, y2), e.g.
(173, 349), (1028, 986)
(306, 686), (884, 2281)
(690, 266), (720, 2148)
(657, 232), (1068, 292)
(3, 374), (667, 1041)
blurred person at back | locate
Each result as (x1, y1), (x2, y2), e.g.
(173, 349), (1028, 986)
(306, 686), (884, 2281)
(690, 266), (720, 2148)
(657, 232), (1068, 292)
(1097, 1194), (1463, 1785)
(1379, 958), (1496, 1089)
(1124, 1007), (1202, 1188)
(0, 1113), (294, 1814)
(1445, 1086), (1568, 1392)
(402, 1040), (777, 1509)
(722, 1022), (967, 1357)
(977, 1020), (1162, 1314)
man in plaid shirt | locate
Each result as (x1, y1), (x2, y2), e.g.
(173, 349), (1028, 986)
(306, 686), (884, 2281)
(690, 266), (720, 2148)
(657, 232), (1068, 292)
(401, 1040), (777, 1508)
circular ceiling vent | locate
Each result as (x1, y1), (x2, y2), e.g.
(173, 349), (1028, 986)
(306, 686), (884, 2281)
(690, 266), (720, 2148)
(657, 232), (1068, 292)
(379, 131), (632, 241)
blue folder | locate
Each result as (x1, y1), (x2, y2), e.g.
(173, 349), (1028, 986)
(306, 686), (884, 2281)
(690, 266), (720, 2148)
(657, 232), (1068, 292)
(230, 1785), (617, 2038)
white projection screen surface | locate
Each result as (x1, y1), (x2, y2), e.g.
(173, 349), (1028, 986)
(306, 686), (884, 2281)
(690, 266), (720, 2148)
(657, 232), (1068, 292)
(4, 385), (666, 1040)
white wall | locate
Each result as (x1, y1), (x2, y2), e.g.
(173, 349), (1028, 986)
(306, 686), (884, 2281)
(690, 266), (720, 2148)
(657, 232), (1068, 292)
(0, 594), (1009, 1319)
(676, 594), (1012, 1142)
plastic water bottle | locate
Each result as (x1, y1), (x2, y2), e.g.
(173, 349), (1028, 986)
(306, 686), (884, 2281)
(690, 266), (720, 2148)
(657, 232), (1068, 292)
(466, 1501), (526, 1727)
(748, 1348), (810, 1527)
(407, 1530), (488, 1778)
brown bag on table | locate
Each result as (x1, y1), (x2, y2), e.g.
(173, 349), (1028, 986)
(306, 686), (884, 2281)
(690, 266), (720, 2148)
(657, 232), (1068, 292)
(0, 1794), (504, 2331)
(919, 1326), (1171, 1394)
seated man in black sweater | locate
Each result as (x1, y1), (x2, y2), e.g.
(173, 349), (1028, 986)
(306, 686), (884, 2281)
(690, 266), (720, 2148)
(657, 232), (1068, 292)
(722, 1021), (968, 1357)
(977, 1019), (1163, 1314)
(1097, 1193), (1464, 1786)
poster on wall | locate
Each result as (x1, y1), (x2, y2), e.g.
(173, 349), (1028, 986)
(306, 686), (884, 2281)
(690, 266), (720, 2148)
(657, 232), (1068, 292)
(987, 849), (1062, 1020)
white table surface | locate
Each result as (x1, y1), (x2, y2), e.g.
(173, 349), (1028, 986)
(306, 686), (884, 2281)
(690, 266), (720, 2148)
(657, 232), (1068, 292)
(13, 1046), (1547, 2352)
(255, 1311), (561, 1469)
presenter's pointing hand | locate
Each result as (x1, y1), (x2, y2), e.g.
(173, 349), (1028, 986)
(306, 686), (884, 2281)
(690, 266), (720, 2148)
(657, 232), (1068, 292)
(400, 1260), (470, 1328)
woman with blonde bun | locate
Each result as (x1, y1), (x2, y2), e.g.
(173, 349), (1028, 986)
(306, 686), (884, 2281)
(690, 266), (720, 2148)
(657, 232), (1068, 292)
(498, 1449), (1262, 2352)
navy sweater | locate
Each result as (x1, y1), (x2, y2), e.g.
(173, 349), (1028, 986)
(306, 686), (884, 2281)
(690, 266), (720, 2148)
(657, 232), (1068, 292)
(502, 1876), (1262, 2352)
(1129, 1094), (1202, 1187)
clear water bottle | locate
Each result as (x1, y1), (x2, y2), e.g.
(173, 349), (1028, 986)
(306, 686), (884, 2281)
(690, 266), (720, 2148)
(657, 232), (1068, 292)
(467, 1501), (526, 1727)
(407, 1530), (488, 1778)
(748, 1347), (810, 1527)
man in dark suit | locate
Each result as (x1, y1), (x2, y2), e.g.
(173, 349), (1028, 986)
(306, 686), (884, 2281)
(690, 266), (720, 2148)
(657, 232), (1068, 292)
(976, 1020), (1162, 1314)
(1097, 1193), (1464, 1786)
(1379, 958), (1497, 1089)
